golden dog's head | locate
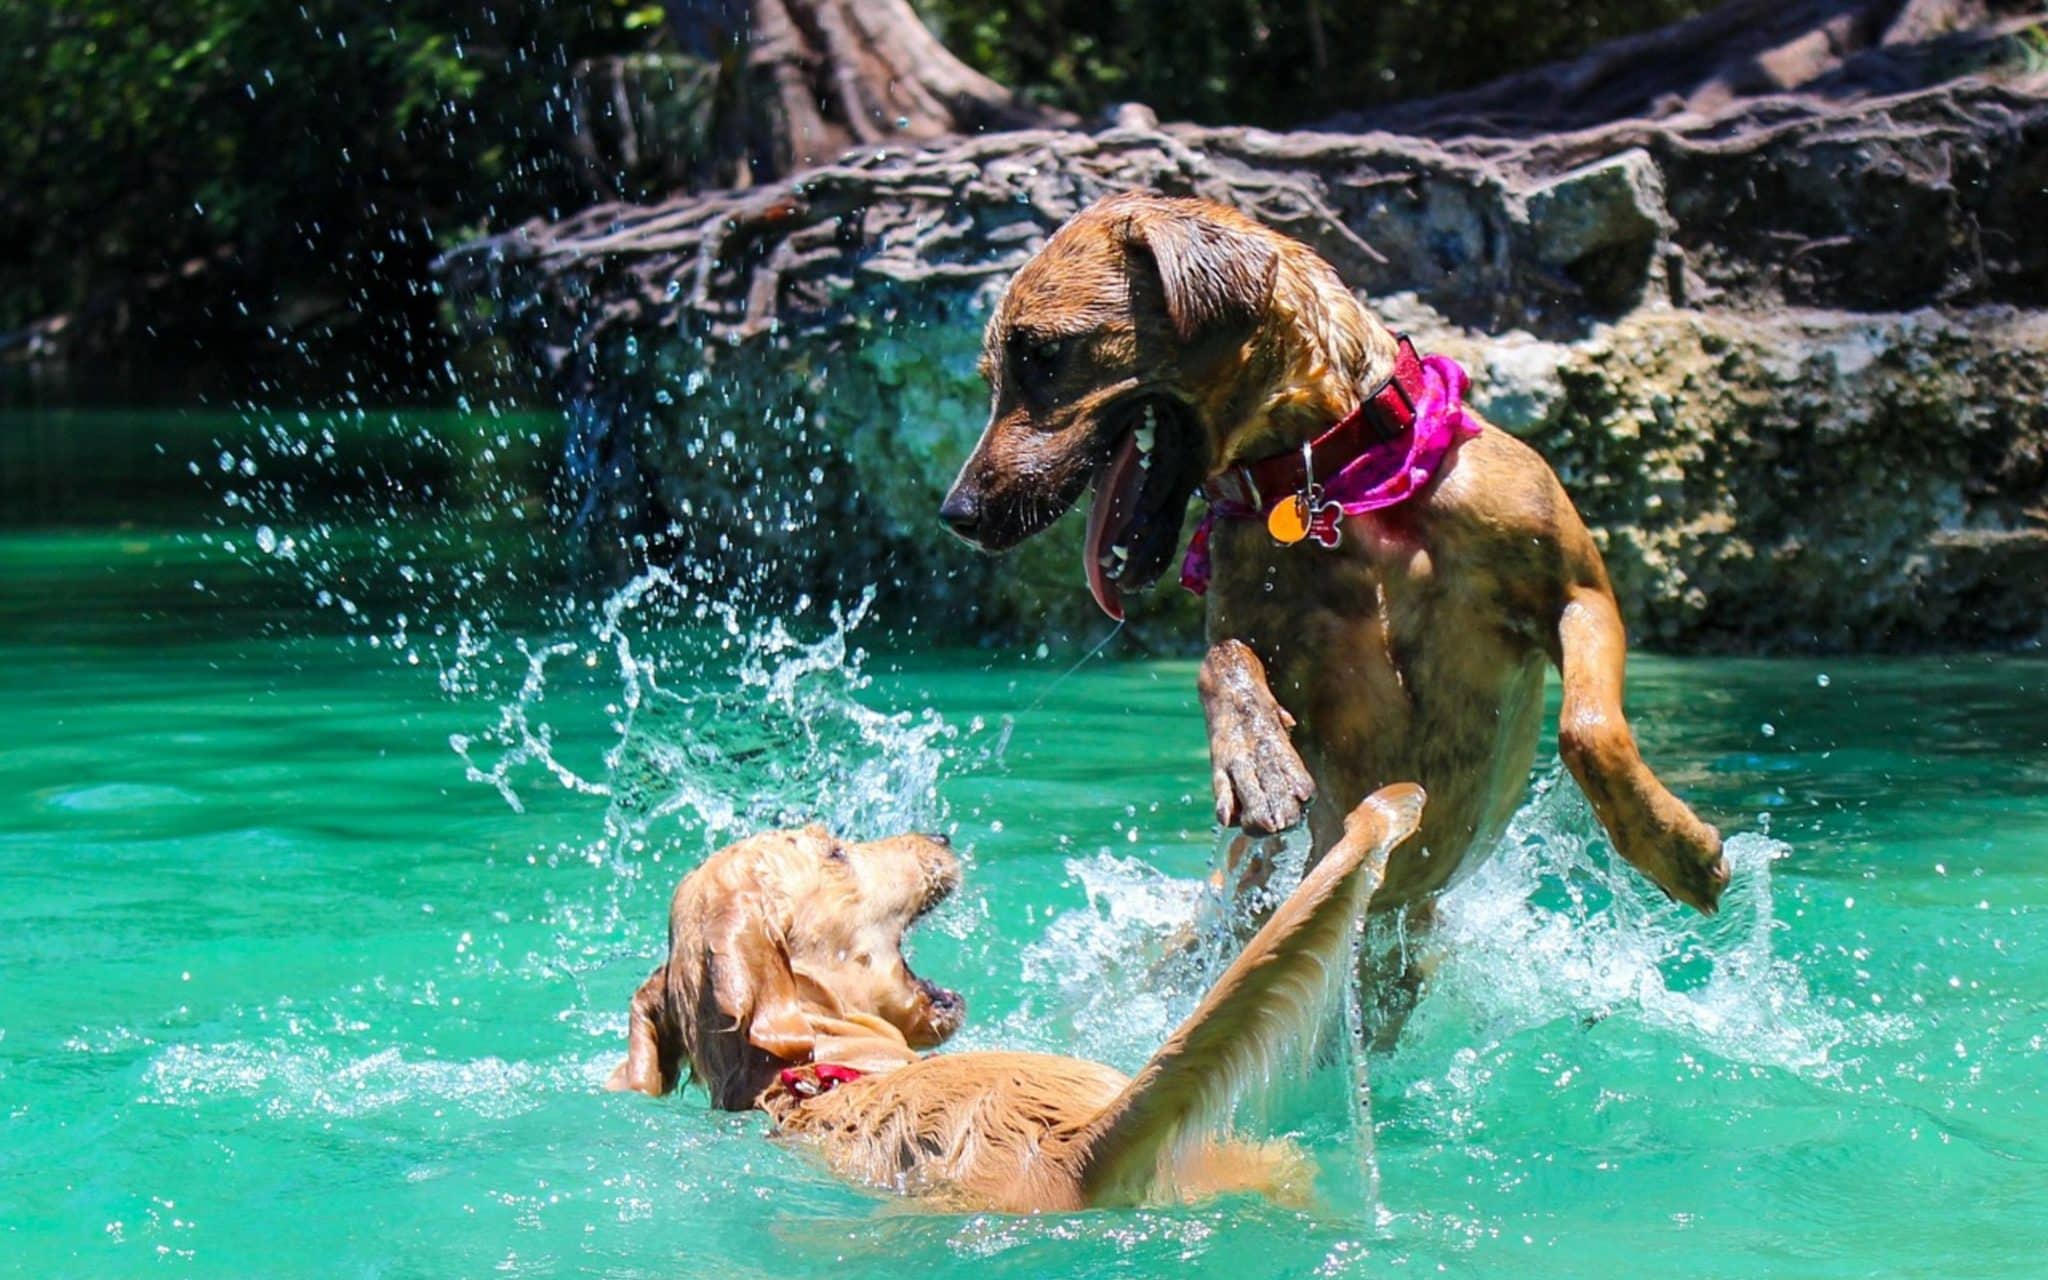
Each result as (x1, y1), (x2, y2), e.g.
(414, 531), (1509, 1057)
(938, 192), (1393, 618)
(613, 825), (965, 1108)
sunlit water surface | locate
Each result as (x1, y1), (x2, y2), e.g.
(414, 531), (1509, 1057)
(3, 439), (2046, 1277)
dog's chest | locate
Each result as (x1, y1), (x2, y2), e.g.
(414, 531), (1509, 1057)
(1210, 510), (1541, 763)
(1211, 507), (1502, 650)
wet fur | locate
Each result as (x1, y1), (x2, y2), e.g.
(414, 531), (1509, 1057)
(941, 193), (1730, 917)
(614, 788), (1425, 1212)
(605, 826), (965, 1107)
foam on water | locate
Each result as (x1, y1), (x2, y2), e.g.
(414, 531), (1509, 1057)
(141, 1040), (594, 1120)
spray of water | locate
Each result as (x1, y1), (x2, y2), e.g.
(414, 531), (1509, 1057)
(448, 568), (963, 862)
(995, 770), (1882, 1125)
(1396, 770), (1900, 1083)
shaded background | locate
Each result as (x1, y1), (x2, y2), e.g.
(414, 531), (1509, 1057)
(1, 0), (1708, 406)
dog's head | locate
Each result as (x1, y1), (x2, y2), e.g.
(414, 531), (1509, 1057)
(612, 825), (965, 1108)
(938, 192), (1389, 618)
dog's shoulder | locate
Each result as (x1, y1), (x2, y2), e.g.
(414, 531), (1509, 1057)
(1429, 420), (1577, 545)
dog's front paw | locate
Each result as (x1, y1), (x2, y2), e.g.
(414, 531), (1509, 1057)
(1199, 639), (1315, 835)
(1628, 809), (1730, 916)
(1211, 726), (1316, 835)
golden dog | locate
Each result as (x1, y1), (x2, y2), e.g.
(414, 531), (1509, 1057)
(610, 787), (1425, 1212)
(938, 192), (1728, 919)
(606, 825), (968, 1107)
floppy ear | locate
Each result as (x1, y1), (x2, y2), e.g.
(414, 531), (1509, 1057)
(606, 963), (685, 1097)
(706, 900), (814, 1061)
(1125, 211), (1280, 343)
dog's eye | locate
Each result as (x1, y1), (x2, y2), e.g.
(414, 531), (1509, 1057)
(824, 845), (849, 865)
(1011, 335), (1068, 397)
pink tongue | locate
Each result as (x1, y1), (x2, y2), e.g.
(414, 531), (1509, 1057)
(1083, 431), (1143, 621)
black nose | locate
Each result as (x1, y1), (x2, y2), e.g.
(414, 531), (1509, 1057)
(938, 488), (981, 539)
(925, 830), (951, 847)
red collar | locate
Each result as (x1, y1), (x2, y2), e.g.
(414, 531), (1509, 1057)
(776, 1062), (864, 1099)
(1203, 335), (1427, 512)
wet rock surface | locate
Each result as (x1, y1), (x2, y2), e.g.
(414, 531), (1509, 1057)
(447, 52), (2048, 651)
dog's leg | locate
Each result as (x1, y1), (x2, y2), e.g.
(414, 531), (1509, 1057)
(1076, 785), (1424, 1206)
(1357, 899), (1441, 1052)
(1555, 588), (1730, 914)
(1199, 638), (1316, 837)
(1207, 831), (1290, 901)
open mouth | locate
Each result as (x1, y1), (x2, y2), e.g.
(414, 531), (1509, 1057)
(911, 863), (957, 922)
(1082, 396), (1201, 620)
(903, 875), (966, 1041)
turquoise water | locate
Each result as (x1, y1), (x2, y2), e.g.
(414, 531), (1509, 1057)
(4, 436), (2047, 1275)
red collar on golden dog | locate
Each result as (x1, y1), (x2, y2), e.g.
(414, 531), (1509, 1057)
(774, 1061), (865, 1099)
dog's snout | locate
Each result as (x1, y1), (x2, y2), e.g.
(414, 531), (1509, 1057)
(938, 487), (982, 540)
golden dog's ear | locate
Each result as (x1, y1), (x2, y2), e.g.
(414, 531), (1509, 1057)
(606, 963), (684, 1097)
(707, 901), (813, 1061)
(1124, 210), (1279, 343)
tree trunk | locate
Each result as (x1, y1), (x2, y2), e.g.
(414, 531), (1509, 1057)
(665, 0), (1068, 184)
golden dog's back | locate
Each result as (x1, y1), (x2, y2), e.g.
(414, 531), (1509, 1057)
(767, 1052), (1128, 1211)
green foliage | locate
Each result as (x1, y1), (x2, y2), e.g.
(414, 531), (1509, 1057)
(1, 0), (665, 396)
(914, 0), (1713, 126)
(3, 0), (1721, 401)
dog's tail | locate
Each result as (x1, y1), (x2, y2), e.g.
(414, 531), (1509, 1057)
(1073, 783), (1425, 1205)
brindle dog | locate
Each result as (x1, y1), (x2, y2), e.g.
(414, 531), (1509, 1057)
(938, 192), (1728, 919)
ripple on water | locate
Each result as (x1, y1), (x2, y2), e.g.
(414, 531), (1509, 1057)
(43, 782), (205, 813)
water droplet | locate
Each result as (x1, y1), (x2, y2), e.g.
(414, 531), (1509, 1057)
(1761, 722), (1776, 737)
(1816, 673), (1831, 687)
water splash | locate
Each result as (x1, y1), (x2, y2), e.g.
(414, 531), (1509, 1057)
(998, 828), (1321, 1066)
(1404, 769), (1892, 1080)
(450, 568), (961, 861)
(992, 772), (1877, 1110)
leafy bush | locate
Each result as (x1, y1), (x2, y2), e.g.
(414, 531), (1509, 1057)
(1, 1), (665, 397)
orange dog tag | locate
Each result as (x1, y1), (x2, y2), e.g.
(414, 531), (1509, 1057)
(1267, 495), (1311, 544)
